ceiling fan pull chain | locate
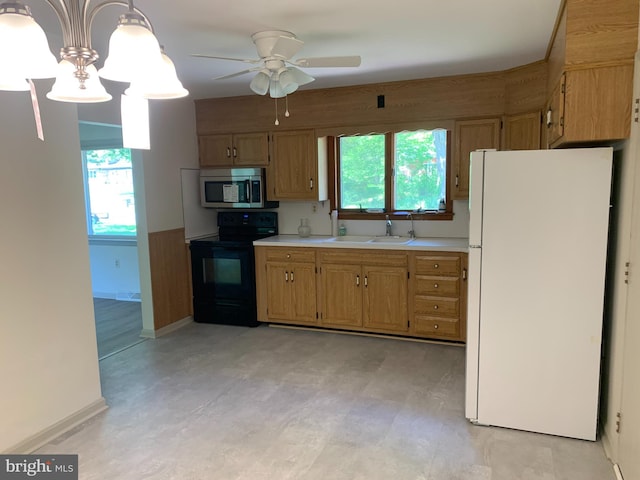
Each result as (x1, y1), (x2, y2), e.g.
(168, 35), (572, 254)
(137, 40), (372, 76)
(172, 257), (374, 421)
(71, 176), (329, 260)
(285, 95), (290, 118)
(274, 97), (280, 126)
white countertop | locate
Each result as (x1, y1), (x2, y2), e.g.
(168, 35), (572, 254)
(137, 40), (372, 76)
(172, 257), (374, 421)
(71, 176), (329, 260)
(253, 235), (468, 252)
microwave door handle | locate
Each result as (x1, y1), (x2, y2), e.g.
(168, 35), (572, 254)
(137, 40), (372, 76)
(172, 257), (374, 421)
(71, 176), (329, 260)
(245, 180), (251, 203)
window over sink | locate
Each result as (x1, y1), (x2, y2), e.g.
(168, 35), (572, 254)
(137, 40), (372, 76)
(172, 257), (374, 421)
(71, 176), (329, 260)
(336, 128), (451, 220)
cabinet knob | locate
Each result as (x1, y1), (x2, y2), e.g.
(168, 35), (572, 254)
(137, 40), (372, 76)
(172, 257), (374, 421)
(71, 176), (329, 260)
(434, 264), (439, 269)
(287, 253), (291, 259)
(434, 283), (439, 288)
(434, 324), (439, 329)
(433, 305), (439, 310)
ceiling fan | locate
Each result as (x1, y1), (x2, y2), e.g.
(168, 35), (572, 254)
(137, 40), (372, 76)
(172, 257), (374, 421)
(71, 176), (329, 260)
(193, 30), (361, 98)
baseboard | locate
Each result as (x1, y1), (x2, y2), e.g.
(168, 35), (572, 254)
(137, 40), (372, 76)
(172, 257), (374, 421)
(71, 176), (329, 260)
(601, 428), (617, 463)
(140, 316), (193, 339)
(4, 398), (108, 454)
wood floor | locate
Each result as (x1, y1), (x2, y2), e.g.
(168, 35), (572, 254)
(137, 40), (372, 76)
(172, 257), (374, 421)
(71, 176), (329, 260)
(38, 323), (616, 480)
(93, 298), (145, 359)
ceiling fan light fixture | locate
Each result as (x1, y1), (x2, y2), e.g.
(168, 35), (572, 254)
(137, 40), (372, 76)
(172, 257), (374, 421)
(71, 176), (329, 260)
(98, 12), (163, 83)
(0, 3), (58, 81)
(277, 69), (298, 96)
(249, 70), (270, 95)
(288, 67), (314, 87)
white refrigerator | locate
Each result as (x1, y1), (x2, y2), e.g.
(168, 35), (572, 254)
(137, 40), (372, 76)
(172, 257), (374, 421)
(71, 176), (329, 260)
(465, 147), (613, 441)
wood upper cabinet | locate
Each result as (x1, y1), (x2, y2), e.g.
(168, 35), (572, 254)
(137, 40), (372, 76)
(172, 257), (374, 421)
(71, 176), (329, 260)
(198, 132), (269, 168)
(318, 250), (409, 334)
(255, 247), (317, 326)
(409, 252), (467, 342)
(452, 118), (501, 199)
(503, 112), (541, 150)
(545, 66), (633, 148)
(269, 130), (328, 201)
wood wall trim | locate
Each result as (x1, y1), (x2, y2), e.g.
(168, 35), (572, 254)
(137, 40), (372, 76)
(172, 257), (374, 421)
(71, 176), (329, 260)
(195, 62), (547, 136)
(148, 228), (191, 330)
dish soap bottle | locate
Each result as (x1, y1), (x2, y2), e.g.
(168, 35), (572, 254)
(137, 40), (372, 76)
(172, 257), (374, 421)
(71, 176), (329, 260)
(298, 218), (311, 238)
(338, 224), (347, 236)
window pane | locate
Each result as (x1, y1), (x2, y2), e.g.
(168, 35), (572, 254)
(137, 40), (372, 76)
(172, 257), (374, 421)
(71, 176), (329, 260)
(394, 129), (447, 210)
(339, 135), (385, 209)
(85, 148), (136, 236)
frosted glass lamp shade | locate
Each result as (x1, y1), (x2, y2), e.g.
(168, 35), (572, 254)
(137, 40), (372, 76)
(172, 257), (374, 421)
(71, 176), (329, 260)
(47, 60), (112, 103)
(99, 20), (163, 83)
(124, 52), (188, 99)
(289, 67), (314, 86)
(277, 69), (298, 95)
(249, 71), (270, 95)
(0, 75), (29, 91)
(0, 10), (57, 79)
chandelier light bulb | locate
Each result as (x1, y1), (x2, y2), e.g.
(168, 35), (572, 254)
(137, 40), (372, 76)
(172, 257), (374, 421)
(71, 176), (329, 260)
(47, 60), (111, 103)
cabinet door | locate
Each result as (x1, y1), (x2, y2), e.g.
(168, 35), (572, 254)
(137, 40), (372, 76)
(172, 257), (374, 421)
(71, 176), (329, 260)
(265, 262), (291, 321)
(503, 112), (541, 150)
(270, 130), (317, 200)
(545, 75), (565, 147)
(290, 263), (317, 324)
(321, 263), (362, 327)
(452, 118), (500, 199)
(233, 132), (269, 166)
(198, 134), (233, 167)
(363, 265), (408, 333)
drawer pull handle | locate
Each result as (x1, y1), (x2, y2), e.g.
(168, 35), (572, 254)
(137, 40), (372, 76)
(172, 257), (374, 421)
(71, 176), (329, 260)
(434, 283), (439, 288)
(434, 324), (439, 329)
(433, 305), (439, 310)
(434, 264), (439, 269)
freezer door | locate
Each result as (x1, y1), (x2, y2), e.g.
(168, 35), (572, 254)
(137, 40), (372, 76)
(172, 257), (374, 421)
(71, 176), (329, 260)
(465, 245), (482, 421)
(468, 151), (485, 247)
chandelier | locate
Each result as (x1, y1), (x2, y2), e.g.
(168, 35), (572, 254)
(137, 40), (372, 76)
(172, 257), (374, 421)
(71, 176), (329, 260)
(0, 0), (187, 102)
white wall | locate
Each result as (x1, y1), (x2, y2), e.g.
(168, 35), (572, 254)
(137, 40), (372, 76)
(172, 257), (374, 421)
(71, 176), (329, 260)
(89, 243), (140, 299)
(0, 89), (104, 452)
(275, 199), (470, 238)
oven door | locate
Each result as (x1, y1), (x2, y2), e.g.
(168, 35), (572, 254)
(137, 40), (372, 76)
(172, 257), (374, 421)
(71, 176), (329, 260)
(190, 244), (255, 301)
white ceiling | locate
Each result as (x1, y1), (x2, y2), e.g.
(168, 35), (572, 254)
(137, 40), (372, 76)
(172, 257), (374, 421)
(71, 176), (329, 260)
(28, 0), (562, 100)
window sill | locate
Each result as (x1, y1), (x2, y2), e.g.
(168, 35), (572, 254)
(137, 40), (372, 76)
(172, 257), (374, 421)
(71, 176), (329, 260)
(338, 211), (454, 221)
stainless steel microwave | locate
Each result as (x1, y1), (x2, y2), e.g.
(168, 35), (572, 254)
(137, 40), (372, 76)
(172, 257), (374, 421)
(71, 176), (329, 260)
(199, 168), (278, 209)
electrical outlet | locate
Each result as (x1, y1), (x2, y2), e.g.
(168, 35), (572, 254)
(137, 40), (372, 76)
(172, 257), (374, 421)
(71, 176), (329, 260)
(312, 204), (317, 213)
(115, 259), (120, 268)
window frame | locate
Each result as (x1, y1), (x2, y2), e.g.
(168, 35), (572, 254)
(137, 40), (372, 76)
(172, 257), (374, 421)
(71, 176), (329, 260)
(332, 129), (453, 221)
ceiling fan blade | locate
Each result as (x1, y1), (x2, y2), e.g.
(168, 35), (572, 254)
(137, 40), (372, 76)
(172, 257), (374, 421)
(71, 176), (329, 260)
(293, 56), (361, 68)
(213, 68), (259, 81)
(191, 54), (261, 64)
(271, 35), (304, 59)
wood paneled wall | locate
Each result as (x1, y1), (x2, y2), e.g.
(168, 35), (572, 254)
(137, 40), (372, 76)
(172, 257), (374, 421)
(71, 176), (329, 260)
(196, 61), (547, 135)
(148, 228), (191, 330)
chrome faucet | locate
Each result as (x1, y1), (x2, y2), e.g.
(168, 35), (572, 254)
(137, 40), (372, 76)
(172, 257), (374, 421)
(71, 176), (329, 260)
(385, 215), (393, 236)
(407, 213), (415, 239)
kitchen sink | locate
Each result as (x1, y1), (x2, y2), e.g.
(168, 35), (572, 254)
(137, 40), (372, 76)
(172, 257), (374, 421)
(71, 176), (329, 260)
(370, 236), (413, 244)
(326, 235), (374, 242)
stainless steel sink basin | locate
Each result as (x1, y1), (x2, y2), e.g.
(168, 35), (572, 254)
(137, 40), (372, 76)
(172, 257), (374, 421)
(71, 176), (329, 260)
(370, 236), (413, 244)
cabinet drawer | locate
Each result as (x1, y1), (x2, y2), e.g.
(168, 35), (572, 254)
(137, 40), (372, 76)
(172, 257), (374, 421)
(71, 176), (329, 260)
(414, 295), (459, 318)
(264, 248), (316, 263)
(319, 250), (407, 267)
(414, 275), (459, 296)
(414, 255), (460, 275)
(413, 316), (460, 337)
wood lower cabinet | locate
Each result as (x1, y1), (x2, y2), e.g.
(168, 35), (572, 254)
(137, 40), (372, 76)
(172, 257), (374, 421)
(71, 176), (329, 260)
(409, 252), (467, 341)
(319, 250), (408, 335)
(256, 245), (466, 342)
(255, 247), (317, 326)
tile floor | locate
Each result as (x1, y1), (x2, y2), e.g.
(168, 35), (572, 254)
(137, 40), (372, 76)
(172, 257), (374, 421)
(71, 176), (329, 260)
(39, 323), (615, 479)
